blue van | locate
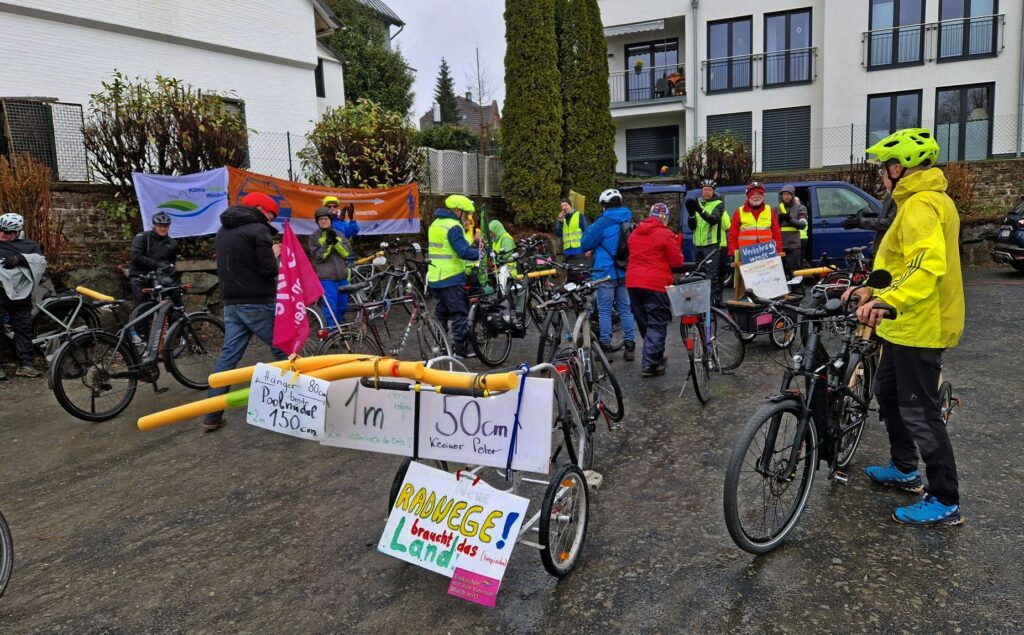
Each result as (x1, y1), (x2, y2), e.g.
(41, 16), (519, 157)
(622, 181), (880, 264)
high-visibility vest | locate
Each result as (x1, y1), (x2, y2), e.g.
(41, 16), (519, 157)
(495, 232), (518, 276)
(693, 199), (728, 247)
(427, 217), (465, 283)
(779, 202), (800, 234)
(562, 211), (583, 250)
(737, 207), (776, 250)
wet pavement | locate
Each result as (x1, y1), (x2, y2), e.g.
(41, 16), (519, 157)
(0, 266), (1022, 634)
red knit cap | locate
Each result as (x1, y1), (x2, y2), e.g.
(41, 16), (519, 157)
(241, 192), (279, 216)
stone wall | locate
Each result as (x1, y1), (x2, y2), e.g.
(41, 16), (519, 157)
(51, 182), (128, 266)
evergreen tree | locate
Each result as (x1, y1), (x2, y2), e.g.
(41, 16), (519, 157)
(502, 0), (563, 227)
(557, 0), (616, 217)
(433, 58), (460, 124)
(324, 0), (415, 115)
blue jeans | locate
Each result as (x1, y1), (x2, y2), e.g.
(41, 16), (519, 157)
(595, 281), (636, 345)
(320, 278), (348, 328)
(205, 303), (286, 423)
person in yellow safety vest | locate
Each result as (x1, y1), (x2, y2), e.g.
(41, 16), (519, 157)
(555, 198), (589, 264)
(727, 181), (784, 260)
(778, 184), (808, 276)
(684, 178), (731, 305)
(488, 219), (518, 277)
(427, 194), (481, 358)
(845, 127), (965, 527)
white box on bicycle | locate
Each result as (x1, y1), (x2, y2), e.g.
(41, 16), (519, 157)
(666, 279), (711, 317)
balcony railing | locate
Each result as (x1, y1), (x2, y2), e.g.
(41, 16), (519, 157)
(700, 48), (817, 93)
(609, 63), (686, 106)
(763, 47), (816, 87)
(862, 14), (1005, 68)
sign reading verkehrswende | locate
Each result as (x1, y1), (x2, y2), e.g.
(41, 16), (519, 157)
(133, 168), (229, 237)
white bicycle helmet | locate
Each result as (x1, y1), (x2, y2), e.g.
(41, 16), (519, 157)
(598, 189), (622, 205)
(0, 213), (24, 233)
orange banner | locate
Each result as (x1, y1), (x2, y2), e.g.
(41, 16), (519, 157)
(226, 166), (420, 235)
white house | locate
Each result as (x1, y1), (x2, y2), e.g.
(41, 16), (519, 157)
(0, 0), (349, 179)
(598, 0), (1023, 175)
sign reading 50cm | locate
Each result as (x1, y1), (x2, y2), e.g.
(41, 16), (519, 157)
(435, 396), (509, 438)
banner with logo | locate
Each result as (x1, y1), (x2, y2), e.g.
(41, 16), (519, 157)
(226, 167), (419, 236)
(132, 168), (229, 237)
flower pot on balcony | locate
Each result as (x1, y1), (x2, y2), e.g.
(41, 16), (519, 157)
(634, 61), (644, 75)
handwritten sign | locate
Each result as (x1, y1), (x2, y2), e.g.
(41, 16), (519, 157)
(418, 378), (553, 474)
(379, 461), (528, 606)
(320, 378), (416, 456)
(738, 242), (779, 265)
(739, 255), (789, 299)
(246, 363), (327, 440)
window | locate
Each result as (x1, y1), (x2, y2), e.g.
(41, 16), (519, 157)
(707, 17), (752, 93)
(868, 0), (925, 68)
(625, 126), (679, 177)
(866, 91), (922, 146)
(624, 40), (680, 102)
(722, 192), (779, 214)
(816, 187), (871, 218)
(707, 112), (752, 148)
(764, 9), (812, 86)
(762, 106), (811, 171)
(935, 83), (993, 161)
(315, 59), (326, 98)
(939, 0), (999, 60)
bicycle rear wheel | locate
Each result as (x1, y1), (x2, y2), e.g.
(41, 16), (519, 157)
(708, 308), (745, 372)
(689, 323), (711, 404)
(590, 341), (624, 422)
(723, 401), (817, 554)
(163, 314), (225, 390)
(0, 509), (11, 599)
(51, 331), (138, 422)
(559, 361), (594, 470)
(469, 306), (511, 367)
(315, 329), (381, 357)
(416, 314), (452, 360)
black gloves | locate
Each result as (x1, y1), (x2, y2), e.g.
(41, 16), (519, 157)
(684, 198), (698, 214)
(842, 215), (861, 230)
(325, 230), (338, 245)
(346, 204), (355, 221)
(2, 254), (28, 269)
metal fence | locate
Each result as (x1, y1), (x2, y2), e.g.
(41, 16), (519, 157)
(0, 100), (89, 181)
(419, 147), (502, 196)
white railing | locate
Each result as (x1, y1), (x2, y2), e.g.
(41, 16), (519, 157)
(609, 63), (686, 105)
(419, 148), (501, 196)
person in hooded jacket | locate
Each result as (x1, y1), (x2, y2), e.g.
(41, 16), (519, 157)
(319, 196), (360, 240)
(202, 192), (287, 431)
(777, 184), (809, 276)
(488, 219), (518, 277)
(626, 203), (684, 377)
(580, 189), (637, 361)
(684, 178), (730, 306)
(427, 195), (480, 358)
(309, 208), (351, 328)
(0, 212), (44, 378)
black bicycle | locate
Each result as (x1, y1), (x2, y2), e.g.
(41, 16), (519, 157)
(723, 271), (897, 554)
(0, 508), (11, 598)
(48, 274), (225, 422)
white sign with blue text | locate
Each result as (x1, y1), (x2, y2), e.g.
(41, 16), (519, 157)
(738, 243), (789, 299)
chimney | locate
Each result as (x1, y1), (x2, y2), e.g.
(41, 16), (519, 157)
(465, 91), (472, 102)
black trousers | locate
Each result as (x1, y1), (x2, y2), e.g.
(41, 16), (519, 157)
(0, 297), (35, 365)
(430, 285), (470, 353)
(875, 341), (960, 505)
(627, 288), (671, 368)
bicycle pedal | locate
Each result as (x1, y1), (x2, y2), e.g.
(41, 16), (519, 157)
(832, 471), (849, 485)
(153, 384), (170, 395)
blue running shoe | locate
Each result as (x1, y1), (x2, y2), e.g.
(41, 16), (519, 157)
(865, 459), (924, 493)
(893, 495), (964, 526)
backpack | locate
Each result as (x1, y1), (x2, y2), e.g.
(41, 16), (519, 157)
(612, 220), (635, 269)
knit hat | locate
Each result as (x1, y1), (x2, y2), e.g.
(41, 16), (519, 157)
(649, 202), (669, 219)
(745, 181), (765, 199)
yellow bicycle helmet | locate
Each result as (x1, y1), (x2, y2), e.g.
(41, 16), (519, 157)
(444, 194), (475, 213)
(865, 128), (940, 168)
(322, 195), (340, 206)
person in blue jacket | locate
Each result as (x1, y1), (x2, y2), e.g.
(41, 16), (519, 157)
(579, 188), (637, 361)
(426, 194), (481, 358)
(320, 196), (360, 239)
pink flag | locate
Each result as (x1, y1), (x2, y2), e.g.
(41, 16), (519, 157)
(274, 222), (324, 356)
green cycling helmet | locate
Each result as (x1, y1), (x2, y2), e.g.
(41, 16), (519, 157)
(865, 128), (940, 168)
(444, 194), (475, 213)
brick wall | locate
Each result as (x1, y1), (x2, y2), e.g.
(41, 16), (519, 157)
(51, 182), (129, 266)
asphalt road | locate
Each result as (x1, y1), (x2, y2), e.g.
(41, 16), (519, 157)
(0, 266), (1021, 634)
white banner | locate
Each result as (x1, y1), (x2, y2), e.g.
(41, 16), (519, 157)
(132, 168), (229, 237)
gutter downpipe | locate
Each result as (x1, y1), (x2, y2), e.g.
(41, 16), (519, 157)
(1017, 8), (1023, 156)
(691, 0), (699, 150)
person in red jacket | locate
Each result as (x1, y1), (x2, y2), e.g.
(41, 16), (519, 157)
(626, 203), (684, 377)
(726, 181), (783, 259)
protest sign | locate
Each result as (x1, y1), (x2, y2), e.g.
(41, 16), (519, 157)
(246, 363), (328, 440)
(320, 378), (417, 457)
(378, 461), (528, 606)
(418, 378), (553, 474)
(736, 244), (789, 299)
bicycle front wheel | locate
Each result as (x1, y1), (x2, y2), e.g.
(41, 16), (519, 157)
(0, 509), (11, 599)
(770, 313), (797, 349)
(723, 401), (817, 554)
(416, 314), (452, 361)
(709, 308), (745, 372)
(164, 314), (225, 390)
(539, 463), (589, 578)
(51, 331), (138, 422)
(689, 323), (711, 404)
(589, 342), (623, 422)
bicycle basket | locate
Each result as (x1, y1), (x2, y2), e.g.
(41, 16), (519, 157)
(666, 279), (711, 317)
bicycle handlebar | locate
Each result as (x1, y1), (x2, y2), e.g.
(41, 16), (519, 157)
(518, 268), (557, 280)
(75, 286), (115, 303)
(354, 251), (385, 266)
(743, 288), (896, 321)
(792, 266), (837, 278)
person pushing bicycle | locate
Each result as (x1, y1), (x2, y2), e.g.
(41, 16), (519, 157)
(0, 212), (45, 378)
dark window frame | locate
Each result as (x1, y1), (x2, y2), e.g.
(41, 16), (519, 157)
(934, 81), (995, 161)
(865, 89), (923, 147)
(625, 125), (680, 177)
(937, 0), (1000, 62)
(623, 38), (681, 102)
(706, 16), (754, 94)
(763, 8), (814, 88)
(314, 58), (326, 98)
(867, 0), (926, 70)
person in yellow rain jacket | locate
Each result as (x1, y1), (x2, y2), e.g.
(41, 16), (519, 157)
(846, 128), (965, 527)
